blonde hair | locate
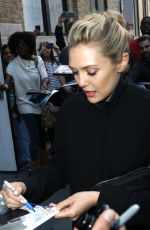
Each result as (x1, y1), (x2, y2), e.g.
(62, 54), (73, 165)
(68, 11), (130, 63)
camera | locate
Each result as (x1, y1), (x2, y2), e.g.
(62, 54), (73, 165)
(63, 11), (76, 18)
(74, 205), (109, 230)
(45, 43), (54, 49)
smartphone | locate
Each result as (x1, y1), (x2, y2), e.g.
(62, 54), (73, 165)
(63, 11), (76, 18)
(35, 25), (40, 30)
(46, 43), (54, 49)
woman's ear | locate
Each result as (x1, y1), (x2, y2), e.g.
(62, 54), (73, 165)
(117, 52), (129, 72)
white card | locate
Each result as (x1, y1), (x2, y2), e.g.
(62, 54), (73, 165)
(0, 205), (59, 230)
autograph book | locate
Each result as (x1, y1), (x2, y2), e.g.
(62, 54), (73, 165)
(27, 81), (77, 107)
(0, 206), (59, 230)
(53, 65), (72, 75)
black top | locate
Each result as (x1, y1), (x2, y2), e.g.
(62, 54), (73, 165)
(24, 78), (150, 229)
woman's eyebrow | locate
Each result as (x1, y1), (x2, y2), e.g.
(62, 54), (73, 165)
(69, 65), (98, 70)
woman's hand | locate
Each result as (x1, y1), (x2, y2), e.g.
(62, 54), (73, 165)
(41, 78), (48, 91)
(0, 82), (9, 90)
(55, 191), (100, 221)
(0, 182), (27, 210)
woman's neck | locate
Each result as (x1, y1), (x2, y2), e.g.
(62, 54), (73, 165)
(44, 57), (52, 63)
(19, 54), (34, 60)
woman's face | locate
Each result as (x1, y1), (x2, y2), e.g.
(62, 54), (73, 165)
(18, 41), (34, 58)
(42, 47), (52, 59)
(3, 47), (13, 64)
(69, 44), (126, 103)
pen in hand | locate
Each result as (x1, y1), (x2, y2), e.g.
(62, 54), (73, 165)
(4, 180), (35, 213)
(112, 204), (140, 229)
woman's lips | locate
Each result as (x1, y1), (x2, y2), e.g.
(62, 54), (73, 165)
(84, 91), (96, 97)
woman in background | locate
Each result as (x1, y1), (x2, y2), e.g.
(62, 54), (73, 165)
(0, 32), (48, 172)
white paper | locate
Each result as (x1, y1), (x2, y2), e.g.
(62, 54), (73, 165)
(53, 65), (73, 74)
(0, 206), (59, 230)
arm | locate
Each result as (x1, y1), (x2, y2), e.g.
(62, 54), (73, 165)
(55, 13), (66, 51)
(96, 173), (150, 228)
(37, 56), (49, 90)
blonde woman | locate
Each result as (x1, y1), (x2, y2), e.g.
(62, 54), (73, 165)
(1, 11), (150, 229)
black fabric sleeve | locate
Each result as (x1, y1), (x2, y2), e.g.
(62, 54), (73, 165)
(95, 173), (150, 228)
(22, 104), (69, 204)
(55, 25), (66, 51)
(22, 156), (67, 203)
(96, 184), (129, 214)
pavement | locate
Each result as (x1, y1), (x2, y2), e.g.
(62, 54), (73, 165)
(0, 168), (72, 230)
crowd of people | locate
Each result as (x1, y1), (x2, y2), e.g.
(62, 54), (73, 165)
(1, 10), (150, 230)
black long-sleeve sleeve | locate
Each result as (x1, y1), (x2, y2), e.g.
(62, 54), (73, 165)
(96, 170), (150, 229)
(55, 25), (66, 51)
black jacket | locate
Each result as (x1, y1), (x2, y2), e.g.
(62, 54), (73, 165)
(128, 56), (150, 86)
(24, 78), (150, 229)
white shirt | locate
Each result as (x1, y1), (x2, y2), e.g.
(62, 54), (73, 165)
(6, 55), (48, 114)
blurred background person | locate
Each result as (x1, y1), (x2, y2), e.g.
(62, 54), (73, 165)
(1, 44), (30, 170)
(129, 16), (150, 67)
(0, 31), (48, 172)
(128, 35), (150, 88)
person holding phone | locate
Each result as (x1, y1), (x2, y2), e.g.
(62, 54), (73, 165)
(55, 12), (76, 95)
(39, 42), (61, 91)
(1, 11), (150, 229)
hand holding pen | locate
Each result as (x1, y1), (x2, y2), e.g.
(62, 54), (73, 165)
(1, 181), (35, 212)
(92, 204), (140, 230)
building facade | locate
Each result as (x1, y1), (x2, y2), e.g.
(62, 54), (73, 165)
(0, 0), (150, 43)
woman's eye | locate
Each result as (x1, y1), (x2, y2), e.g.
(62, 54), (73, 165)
(87, 71), (97, 76)
(72, 71), (78, 75)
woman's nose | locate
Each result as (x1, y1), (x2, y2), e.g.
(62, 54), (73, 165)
(75, 73), (88, 87)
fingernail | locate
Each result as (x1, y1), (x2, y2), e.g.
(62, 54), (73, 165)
(102, 209), (116, 223)
(14, 191), (18, 196)
(20, 200), (25, 204)
(49, 203), (56, 207)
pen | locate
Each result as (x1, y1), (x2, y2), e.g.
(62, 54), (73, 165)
(4, 180), (35, 213)
(112, 204), (140, 229)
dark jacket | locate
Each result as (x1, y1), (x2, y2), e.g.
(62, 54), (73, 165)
(24, 78), (150, 229)
(128, 56), (150, 87)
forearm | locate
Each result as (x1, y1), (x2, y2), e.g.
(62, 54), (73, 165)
(23, 160), (67, 203)
(59, 75), (66, 85)
(41, 77), (49, 90)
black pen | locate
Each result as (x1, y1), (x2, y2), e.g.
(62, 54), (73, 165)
(112, 204), (140, 229)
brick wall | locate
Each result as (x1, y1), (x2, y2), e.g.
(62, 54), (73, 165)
(76, 0), (91, 19)
(107, 0), (121, 11)
(0, 0), (23, 24)
(0, 0), (24, 42)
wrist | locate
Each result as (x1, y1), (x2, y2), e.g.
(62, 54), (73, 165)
(88, 191), (100, 206)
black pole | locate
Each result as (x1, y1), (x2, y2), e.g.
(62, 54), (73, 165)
(41, 0), (51, 35)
